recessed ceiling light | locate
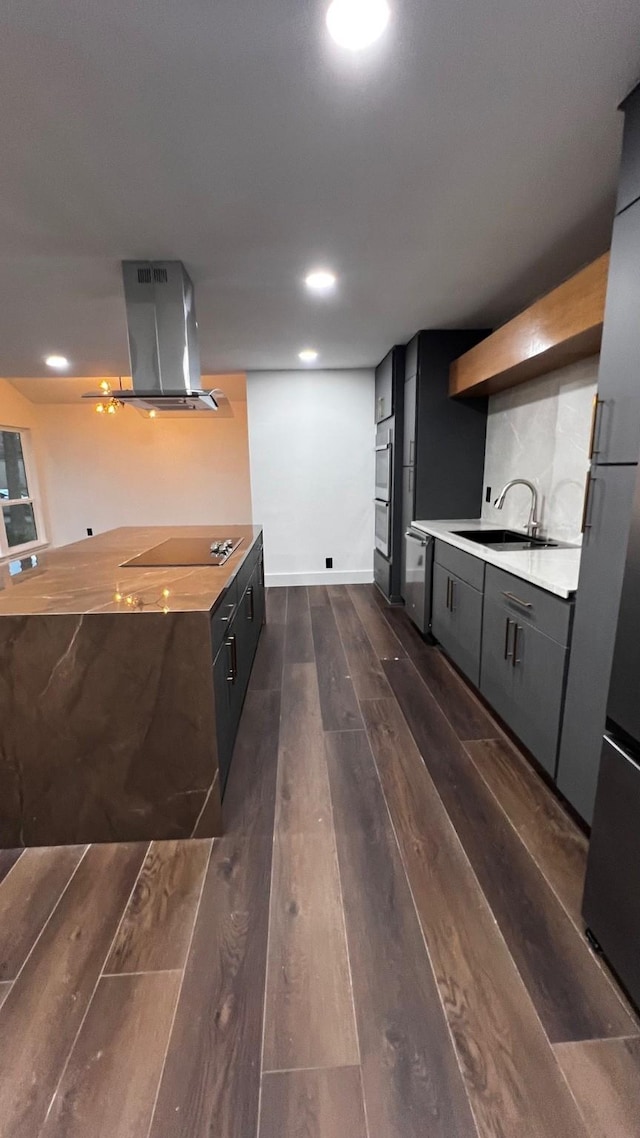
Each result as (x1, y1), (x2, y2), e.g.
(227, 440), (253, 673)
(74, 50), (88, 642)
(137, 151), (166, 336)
(305, 269), (337, 294)
(299, 349), (319, 363)
(326, 0), (390, 50)
(44, 354), (70, 370)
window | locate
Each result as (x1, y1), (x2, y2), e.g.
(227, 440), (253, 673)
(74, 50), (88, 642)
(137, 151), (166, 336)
(0, 428), (45, 558)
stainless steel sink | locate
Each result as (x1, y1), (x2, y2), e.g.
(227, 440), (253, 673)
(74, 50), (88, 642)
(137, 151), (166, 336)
(453, 529), (564, 552)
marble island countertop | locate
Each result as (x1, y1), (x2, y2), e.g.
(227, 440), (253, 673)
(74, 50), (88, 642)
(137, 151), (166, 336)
(412, 519), (582, 599)
(0, 525), (262, 616)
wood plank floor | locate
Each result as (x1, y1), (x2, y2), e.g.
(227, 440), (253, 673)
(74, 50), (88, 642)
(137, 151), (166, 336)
(0, 583), (638, 1138)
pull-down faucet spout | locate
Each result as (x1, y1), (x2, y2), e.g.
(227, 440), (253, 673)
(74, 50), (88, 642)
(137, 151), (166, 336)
(493, 479), (541, 537)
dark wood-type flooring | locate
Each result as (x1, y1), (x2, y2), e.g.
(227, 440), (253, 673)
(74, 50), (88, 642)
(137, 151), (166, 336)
(0, 584), (639, 1137)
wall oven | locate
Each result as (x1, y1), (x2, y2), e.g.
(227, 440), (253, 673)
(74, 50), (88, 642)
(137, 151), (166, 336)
(375, 425), (392, 502)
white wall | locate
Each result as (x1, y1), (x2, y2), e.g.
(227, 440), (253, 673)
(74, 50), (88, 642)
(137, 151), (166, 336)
(481, 356), (599, 543)
(0, 378), (252, 548)
(247, 369), (375, 586)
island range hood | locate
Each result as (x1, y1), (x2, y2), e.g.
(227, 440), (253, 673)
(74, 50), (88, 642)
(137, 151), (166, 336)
(84, 260), (220, 413)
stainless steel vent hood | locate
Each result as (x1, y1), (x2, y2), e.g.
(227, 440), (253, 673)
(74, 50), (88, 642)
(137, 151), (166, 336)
(84, 260), (219, 413)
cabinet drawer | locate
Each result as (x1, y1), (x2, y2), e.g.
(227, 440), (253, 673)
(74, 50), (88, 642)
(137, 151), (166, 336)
(432, 563), (483, 686)
(235, 539), (263, 601)
(210, 578), (239, 657)
(434, 540), (485, 592)
(374, 550), (391, 598)
(484, 565), (573, 646)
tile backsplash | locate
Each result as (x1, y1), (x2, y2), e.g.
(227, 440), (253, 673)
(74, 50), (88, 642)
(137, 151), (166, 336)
(481, 356), (599, 543)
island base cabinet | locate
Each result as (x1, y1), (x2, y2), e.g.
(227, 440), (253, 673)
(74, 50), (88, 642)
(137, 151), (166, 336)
(480, 598), (568, 778)
(431, 563), (482, 686)
(213, 554), (265, 795)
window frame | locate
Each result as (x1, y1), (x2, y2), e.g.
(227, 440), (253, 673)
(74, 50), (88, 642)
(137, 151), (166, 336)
(0, 425), (47, 561)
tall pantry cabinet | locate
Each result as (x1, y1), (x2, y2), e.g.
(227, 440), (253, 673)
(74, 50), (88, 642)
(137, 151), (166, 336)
(400, 331), (489, 596)
(557, 82), (640, 824)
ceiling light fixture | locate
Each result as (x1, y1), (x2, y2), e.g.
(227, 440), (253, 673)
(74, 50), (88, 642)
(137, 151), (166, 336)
(94, 378), (124, 416)
(45, 354), (69, 370)
(305, 269), (337, 294)
(299, 349), (319, 363)
(326, 0), (390, 50)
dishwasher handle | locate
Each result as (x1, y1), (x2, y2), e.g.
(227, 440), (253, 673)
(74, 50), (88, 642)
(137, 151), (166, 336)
(405, 530), (428, 546)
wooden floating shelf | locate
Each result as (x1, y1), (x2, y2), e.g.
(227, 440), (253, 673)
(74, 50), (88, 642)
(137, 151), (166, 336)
(449, 253), (610, 398)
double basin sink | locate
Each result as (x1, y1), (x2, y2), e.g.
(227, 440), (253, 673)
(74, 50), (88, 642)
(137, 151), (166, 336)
(453, 529), (570, 552)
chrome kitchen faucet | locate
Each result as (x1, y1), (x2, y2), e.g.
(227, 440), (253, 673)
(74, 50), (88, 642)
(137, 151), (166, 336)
(493, 479), (541, 537)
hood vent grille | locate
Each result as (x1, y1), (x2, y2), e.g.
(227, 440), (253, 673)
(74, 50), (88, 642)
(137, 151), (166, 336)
(137, 266), (168, 284)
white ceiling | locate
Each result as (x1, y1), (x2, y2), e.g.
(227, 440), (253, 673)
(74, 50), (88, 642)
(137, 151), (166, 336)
(1, 0), (639, 377)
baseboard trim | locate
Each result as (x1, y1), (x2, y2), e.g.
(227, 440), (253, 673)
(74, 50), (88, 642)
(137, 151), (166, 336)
(265, 570), (374, 588)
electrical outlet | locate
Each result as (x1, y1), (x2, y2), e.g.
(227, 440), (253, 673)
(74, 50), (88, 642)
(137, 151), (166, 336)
(87, 527), (94, 536)
(485, 486), (492, 503)
(325, 557), (333, 569)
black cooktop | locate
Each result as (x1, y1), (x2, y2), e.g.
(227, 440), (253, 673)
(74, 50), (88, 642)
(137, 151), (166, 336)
(121, 537), (243, 568)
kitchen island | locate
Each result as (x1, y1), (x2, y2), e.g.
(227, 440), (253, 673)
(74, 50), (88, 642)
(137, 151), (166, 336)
(0, 525), (264, 847)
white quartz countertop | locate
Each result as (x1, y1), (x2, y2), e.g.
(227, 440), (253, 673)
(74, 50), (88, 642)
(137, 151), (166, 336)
(411, 519), (581, 599)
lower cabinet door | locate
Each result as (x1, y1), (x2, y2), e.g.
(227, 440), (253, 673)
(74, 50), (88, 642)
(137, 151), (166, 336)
(479, 597), (516, 727)
(213, 555), (266, 798)
(254, 557), (266, 628)
(213, 639), (235, 793)
(480, 598), (567, 778)
(509, 621), (568, 778)
(431, 563), (482, 686)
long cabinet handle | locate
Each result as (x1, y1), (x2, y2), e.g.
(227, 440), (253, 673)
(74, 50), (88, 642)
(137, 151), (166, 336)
(446, 577), (451, 610)
(502, 591), (532, 610)
(247, 585), (255, 622)
(512, 624), (520, 668)
(504, 617), (513, 659)
(588, 396), (604, 460)
(409, 439), (415, 465)
(226, 634), (238, 684)
(450, 579), (456, 613)
(581, 471), (596, 533)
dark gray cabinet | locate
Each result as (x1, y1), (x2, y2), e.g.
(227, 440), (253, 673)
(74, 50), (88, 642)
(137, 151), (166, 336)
(482, 567), (572, 777)
(400, 331), (489, 606)
(373, 345), (405, 602)
(582, 735), (640, 1009)
(213, 635), (235, 792)
(481, 598), (568, 778)
(591, 200), (640, 465)
(431, 562), (483, 686)
(616, 84), (640, 215)
(375, 351), (394, 423)
(403, 371), (416, 466)
(212, 543), (265, 794)
(557, 464), (637, 822)
(554, 81), (640, 822)
(430, 549), (573, 778)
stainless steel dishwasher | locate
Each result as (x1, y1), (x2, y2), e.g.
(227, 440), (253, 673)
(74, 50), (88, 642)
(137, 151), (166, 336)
(403, 527), (434, 634)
